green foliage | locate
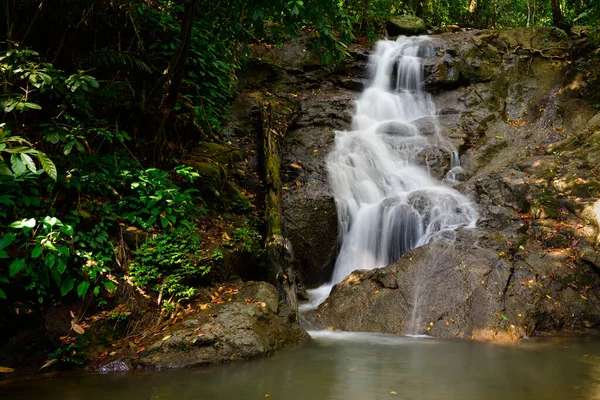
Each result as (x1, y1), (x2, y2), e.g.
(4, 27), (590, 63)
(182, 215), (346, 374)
(48, 344), (85, 366)
(0, 125), (57, 180)
(118, 168), (201, 229)
(63, 153), (205, 230)
(107, 309), (131, 323)
(127, 226), (209, 302)
(224, 225), (264, 255)
(421, 0), (600, 30)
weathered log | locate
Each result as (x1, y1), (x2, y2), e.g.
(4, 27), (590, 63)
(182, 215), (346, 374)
(261, 100), (298, 315)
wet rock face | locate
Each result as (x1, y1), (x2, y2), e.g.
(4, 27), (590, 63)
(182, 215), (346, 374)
(284, 197), (338, 286)
(231, 35), (369, 290)
(306, 236), (600, 341)
(133, 282), (309, 370)
(278, 82), (361, 289)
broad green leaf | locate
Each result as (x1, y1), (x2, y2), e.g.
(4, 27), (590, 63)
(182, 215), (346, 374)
(103, 280), (116, 293)
(37, 152), (57, 180)
(31, 245), (43, 258)
(45, 216), (60, 227)
(1, 146), (36, 153)
(57, 258), (67, 274)
(60, 276), (75, 296)
(0, 194), (15, 206)
(45, 131), (61, 144)
(63, 141), (74, 155)
(10, 154), (26, 175)
(75, 140), (85, 153)
(0, 162), (11, 175)
(57, 246), (70, 258)
(20, 153), (36, 172)
(0, 288), (5, 300)
(22, 102), (42, 111)
(10, 218), (36, 229)
(9, 258), (25, 276)
(45, 253), (56, 268)
(60, 224), (74, 236)
(3, 99), (18, 113)
(0, 233), (16, 250)
(77, 280), (91, 298)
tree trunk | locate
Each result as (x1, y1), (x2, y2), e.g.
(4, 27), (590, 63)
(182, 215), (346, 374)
(147, 0), (197, 150)
(469, 0), (477, 13)
(551, 0), (562, 27)
(261, 100), (298, 315)
(468, 0), (479, 27)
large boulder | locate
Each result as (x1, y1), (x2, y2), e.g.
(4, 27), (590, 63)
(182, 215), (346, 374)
(132, 282), (309, 369)
(386, 15), (427, 37)
(306, 237), (600, 341)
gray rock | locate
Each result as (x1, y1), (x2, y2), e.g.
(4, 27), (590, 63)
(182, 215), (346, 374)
(587, 112), (600, 129)
(134, 283), (309, 369)
(98, 361), (129, 372)
(236, 281), (280, 313)
(306, 239), (600, 340)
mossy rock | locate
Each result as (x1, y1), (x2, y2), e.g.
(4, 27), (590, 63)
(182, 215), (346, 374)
(386, 15), (427, 37)
(190, 161), (222, 179)
(192, 142), (245, 165)
(432, 25), (461, 34)
(458, 42), (502, 83)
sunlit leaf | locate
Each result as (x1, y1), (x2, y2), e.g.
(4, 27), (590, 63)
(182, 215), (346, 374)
(37, 152), (57, 180)
(20, 153), (36, 172)
(10, 154), (26, 175)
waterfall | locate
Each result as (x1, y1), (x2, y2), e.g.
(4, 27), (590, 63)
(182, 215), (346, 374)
(301, 37), (478, 311)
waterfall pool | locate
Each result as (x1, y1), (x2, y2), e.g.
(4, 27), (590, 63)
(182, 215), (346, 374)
(2, 333), (599, 400)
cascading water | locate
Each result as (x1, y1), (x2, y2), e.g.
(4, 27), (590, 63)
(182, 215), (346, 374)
(302, 36), (478, 312)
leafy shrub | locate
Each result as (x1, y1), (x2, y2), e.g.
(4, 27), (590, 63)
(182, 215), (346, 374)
(127, 227), (210, 303)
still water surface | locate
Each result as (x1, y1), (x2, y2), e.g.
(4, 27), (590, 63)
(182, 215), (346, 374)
(2, 332), (600, 400)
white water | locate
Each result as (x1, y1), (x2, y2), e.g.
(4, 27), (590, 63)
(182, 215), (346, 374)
(302, 37), (478, 311)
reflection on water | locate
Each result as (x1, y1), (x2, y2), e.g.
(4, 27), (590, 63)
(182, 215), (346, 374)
(1, 333), (600, 400)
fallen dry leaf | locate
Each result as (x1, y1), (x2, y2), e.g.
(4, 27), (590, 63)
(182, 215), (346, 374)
(39, 359), (58, 370)
(72, 323), (85, 335)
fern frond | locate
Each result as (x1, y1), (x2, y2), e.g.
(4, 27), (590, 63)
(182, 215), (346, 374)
(80, 50), (152, 74)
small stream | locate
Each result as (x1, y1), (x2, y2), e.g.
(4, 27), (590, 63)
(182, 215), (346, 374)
(2, 333), (600, 399)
